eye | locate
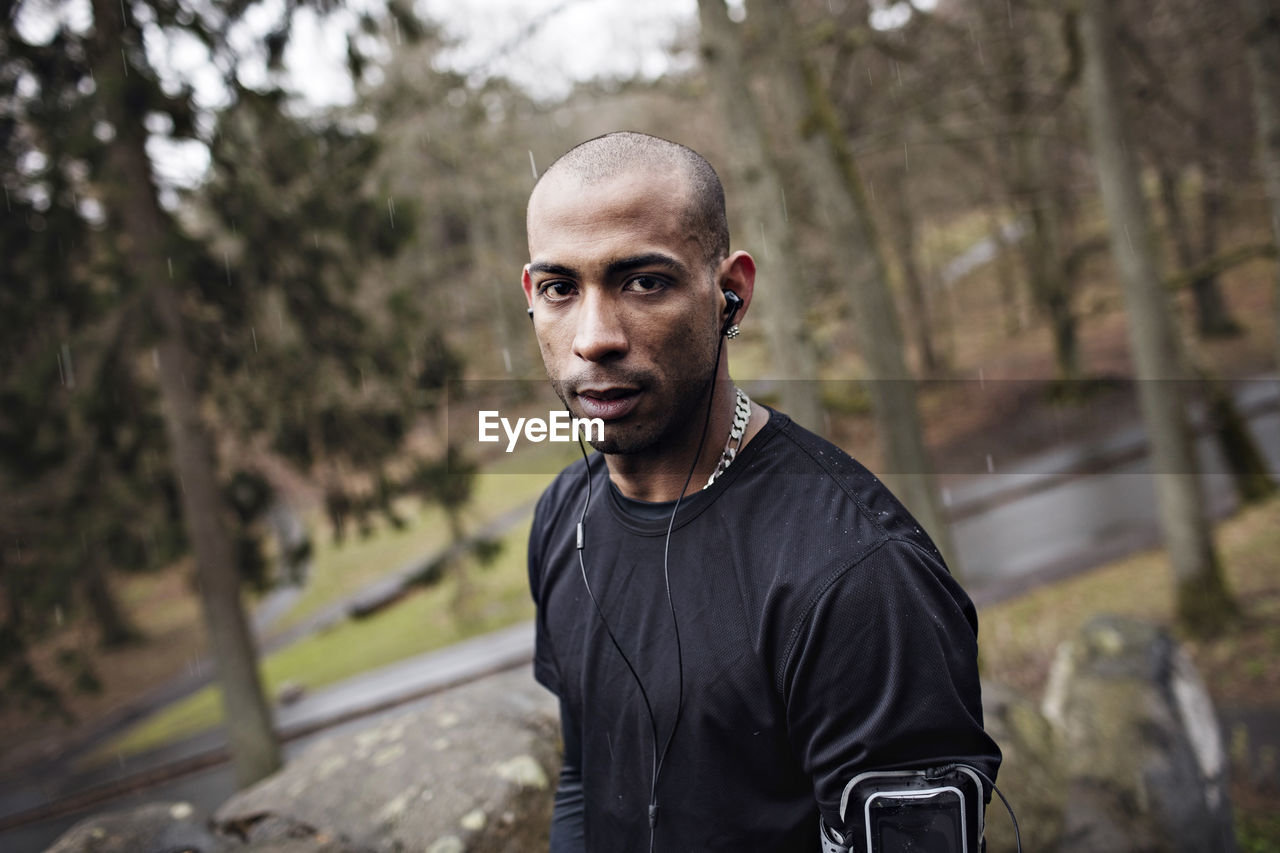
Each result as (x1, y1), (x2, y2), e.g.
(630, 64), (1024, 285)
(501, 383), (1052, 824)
(623, 275), (667, 294)
(538, 280), (575, 302)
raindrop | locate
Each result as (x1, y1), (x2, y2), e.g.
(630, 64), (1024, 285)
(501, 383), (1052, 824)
(779, 187), (788, 223)
(985, 454), (994, 473)
(61, 342), (76, 388)
(502, 347), (512, 374)
(167, 257), (173, 279)
(120, 48), (128, 77)
(978, 368), (984, 388)
(152, 347), (160, 371)
(529, 150), (538, 181)
(388, 197), (396, 228)
(251, 326), (258, 353)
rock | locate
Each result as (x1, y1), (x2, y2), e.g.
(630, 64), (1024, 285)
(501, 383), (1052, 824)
(981, 680), (1066, 852)
(277, 680), (308, 706)
(42, 801), (230, 853)
(215, 668), (559, 853)
(221, 811), (375, 851)
(1042, 614), (1235, 852)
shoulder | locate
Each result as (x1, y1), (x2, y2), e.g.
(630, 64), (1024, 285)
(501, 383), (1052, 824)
(732, 409), (942, 562)
(714, 410), (968, 675)
(532, 454), (593, 528)
(527, 454), (597, 589)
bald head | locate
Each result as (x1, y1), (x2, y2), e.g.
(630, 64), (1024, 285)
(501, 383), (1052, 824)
(529, 132), (730, 270)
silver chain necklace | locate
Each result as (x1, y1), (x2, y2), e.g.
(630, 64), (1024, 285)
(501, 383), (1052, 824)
(703, 387), (751, 490)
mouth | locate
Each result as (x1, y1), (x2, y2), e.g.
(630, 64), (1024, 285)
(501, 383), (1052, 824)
(574, 386), (641, 421)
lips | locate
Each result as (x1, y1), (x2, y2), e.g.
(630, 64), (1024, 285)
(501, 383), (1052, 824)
(575, 387), (641, 421)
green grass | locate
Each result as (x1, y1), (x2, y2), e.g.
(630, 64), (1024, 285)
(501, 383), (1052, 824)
(96, 441), (584, 760)
(276, 466), (557, 632)
(92, 518), (535, 763)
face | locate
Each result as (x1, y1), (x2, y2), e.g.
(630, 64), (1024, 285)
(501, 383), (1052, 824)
(523, 169), (727, 456)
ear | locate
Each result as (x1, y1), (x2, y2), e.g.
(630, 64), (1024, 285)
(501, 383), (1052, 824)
(717, 251), (756, 322)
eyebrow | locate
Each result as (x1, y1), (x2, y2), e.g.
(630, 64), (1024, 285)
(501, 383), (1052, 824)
(526, 252), (688, 280)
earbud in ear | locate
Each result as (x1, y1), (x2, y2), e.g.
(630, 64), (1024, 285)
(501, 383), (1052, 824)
(721, 290), (743, 335)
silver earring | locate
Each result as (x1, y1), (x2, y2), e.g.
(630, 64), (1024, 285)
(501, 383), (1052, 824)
(725, 324), (740, 339)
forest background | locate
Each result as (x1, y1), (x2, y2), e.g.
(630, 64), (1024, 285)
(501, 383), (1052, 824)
(2, 0), (1280, 848)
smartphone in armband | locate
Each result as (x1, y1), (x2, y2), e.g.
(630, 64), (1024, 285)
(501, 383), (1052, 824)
(820, 765), (985, 853)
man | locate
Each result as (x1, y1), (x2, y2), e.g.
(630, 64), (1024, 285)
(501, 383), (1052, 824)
(522, 131), (1000, 852)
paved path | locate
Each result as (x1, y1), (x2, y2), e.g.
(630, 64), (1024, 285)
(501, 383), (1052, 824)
(953, 378), (1280, 603)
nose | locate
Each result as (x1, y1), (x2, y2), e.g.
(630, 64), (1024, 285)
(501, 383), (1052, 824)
(571, 290), (628, 363)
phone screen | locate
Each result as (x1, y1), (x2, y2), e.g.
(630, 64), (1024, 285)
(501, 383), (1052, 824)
(867, 789), (965, 853)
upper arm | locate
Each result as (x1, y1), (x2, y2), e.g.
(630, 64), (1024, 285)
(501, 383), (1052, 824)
(528, 489), (563, 696)
(780, 539), (1000, 836)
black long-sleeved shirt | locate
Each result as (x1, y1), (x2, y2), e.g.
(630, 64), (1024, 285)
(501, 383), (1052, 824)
(530, 409), (1000, 851)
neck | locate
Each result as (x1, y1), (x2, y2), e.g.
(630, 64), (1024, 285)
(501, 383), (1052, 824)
(605, 377), (740, 503)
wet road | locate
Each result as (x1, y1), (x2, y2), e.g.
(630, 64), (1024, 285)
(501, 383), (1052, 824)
(953, 405), (1280, 601)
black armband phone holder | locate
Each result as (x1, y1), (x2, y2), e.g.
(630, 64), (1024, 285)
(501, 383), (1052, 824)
(820, 765), (985, 853)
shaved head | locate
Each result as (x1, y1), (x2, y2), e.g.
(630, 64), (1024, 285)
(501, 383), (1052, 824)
(530, 131), (730, 270)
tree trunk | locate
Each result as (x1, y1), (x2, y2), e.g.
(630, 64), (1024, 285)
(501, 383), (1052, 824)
(1240, 0), (1280, 366)
(81, 555), (142, 647)
(1078, 0), (1236, 636)
(446, 507), (474, 621)
(1002, 37), (1079, 382)
(990, 210), (1026, 336)
(1198, 371), (1277, 505)
(740, 0), (959, 574)
(90, 0), (281, 786)
(1156, 148), (1238, 340)
(697, 0), (824, 434)
(887, 152), (943, 376)
(1190, 64), (1241, 339)
(1164, 162), (1275, 504)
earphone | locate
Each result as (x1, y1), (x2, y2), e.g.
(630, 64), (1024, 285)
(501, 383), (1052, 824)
(568, 289), (741, 851)
(721, 289), (742, 334)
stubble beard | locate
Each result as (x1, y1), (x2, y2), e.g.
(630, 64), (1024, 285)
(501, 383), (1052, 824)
(548, 350), (720, 457)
